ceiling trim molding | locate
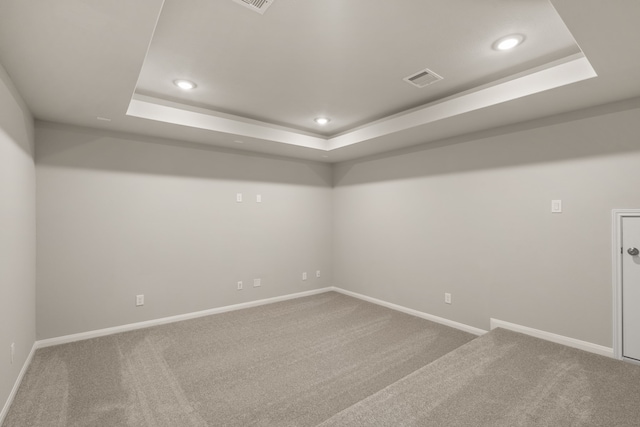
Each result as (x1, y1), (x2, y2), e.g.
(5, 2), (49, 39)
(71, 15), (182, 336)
(127, 53), (596, 154)
(127, 94), (329, 151)
(328, 53), (596, 150)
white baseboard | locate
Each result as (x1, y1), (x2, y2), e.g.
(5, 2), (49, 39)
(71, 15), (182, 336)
(4, 290), (616, 423)
(490, 318), (614, 358)
(37, 286), (487, 350)
(31, 289), (614, 359)
(37, 287), (333, 348)
(332, 288), (487, 336)
(0, 342), (37, 425)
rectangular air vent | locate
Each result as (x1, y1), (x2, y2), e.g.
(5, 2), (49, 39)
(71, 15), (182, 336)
(232, 0), (274, 14)
(404, 68), (443, 88)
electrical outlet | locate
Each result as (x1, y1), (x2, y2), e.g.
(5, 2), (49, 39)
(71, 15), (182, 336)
(237, 281), (243, 290)
(444, 293), (452, 304)
(316, 270), (321, 278)
(253, 278), (261, 287)
(236, 193), (243, 203)
(10, 343), (15, 364)
(302, 272), (307, 280)
(136, 294), (144, 306)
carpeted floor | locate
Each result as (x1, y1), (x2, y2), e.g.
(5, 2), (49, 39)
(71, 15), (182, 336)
(2, 292), (474, 426)
(6, 292), (640, 426)
(319, 327), (640, 427)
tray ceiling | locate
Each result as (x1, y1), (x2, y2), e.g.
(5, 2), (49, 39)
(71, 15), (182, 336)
(1, 0), (639, 162)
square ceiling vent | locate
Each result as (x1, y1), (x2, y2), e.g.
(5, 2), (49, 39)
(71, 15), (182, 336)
(232, 0), (274, 14)
(404, 68), (443, 88)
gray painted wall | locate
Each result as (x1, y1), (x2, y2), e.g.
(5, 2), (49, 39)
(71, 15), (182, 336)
(28, 92), (640, 350)
(333, 99), (640, 348)
(36, 123), (333, 339)
(0, 65), (35, 412)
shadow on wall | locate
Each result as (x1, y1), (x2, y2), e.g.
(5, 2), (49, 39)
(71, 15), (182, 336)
(35, 122), (332, 188)
(0, 65), (34, 158)
(334, 97), (640, 186)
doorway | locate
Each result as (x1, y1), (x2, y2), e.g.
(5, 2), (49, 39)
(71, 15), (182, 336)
(613, 209), (640, 362)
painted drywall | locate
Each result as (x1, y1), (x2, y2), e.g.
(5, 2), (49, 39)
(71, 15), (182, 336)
(36, 123), (332, 339)
(333, 98), (640, 348)
(0, 65), (35, 413)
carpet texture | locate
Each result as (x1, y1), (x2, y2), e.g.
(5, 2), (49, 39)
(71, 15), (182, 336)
(319, 328), (640, 427)
(2, 292), (474, 426)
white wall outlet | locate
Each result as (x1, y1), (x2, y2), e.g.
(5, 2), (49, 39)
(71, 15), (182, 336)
(316, 270), (321, 278)
(10, 342), (15, 364)
(302, 272), (307, 280)
(136, 294), (144, 306)
(256, 194), (262, 203)
(253, 278), (261, 287)
(236, 193), (243, 203)
(237, 281), (243, 290)
(551, 199), (562, 213)
(444, 293), (452, 304)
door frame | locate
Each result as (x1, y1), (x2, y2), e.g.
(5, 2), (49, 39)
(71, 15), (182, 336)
(612, 209), (640, 360)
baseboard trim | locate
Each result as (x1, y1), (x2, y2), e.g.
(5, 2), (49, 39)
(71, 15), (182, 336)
(32, 289), (614, 359)
(490, 318), (614, 358)
(37, 287), (333, 348)
(0, 341), (37, 425)
(332, 288), (487, 336)
(5, 291), (615, 422)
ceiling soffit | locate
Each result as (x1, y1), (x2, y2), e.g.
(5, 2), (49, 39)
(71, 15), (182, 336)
(128, 0), (595, 154)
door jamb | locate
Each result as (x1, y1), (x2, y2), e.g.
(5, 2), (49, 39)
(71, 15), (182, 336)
(612, 209), (640, 360)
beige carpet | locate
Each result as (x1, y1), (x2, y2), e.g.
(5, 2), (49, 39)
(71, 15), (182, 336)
(319, 328), (640, 427)
(2, 291), (474, 426)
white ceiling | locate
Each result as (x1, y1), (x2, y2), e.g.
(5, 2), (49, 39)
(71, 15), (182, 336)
(0, 0), (639, 163)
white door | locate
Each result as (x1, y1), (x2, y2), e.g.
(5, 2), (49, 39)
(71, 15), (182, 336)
(622, 216), (640, 361)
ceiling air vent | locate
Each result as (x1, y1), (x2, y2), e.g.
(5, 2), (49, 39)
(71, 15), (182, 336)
(403, 68), (443, 88)
(232, 0), (274, 14)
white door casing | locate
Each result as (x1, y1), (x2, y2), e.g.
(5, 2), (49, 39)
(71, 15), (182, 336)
(612, 210), (640, 361)
(622, 216), (640, 361)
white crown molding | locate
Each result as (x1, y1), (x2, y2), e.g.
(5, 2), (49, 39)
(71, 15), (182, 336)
(127, 54), (596, 154)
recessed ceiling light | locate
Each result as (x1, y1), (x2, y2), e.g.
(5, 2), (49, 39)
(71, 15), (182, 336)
(174, 79), (197, 90)
(494, 34), (525, 51)
(314, 117), (330, 125)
